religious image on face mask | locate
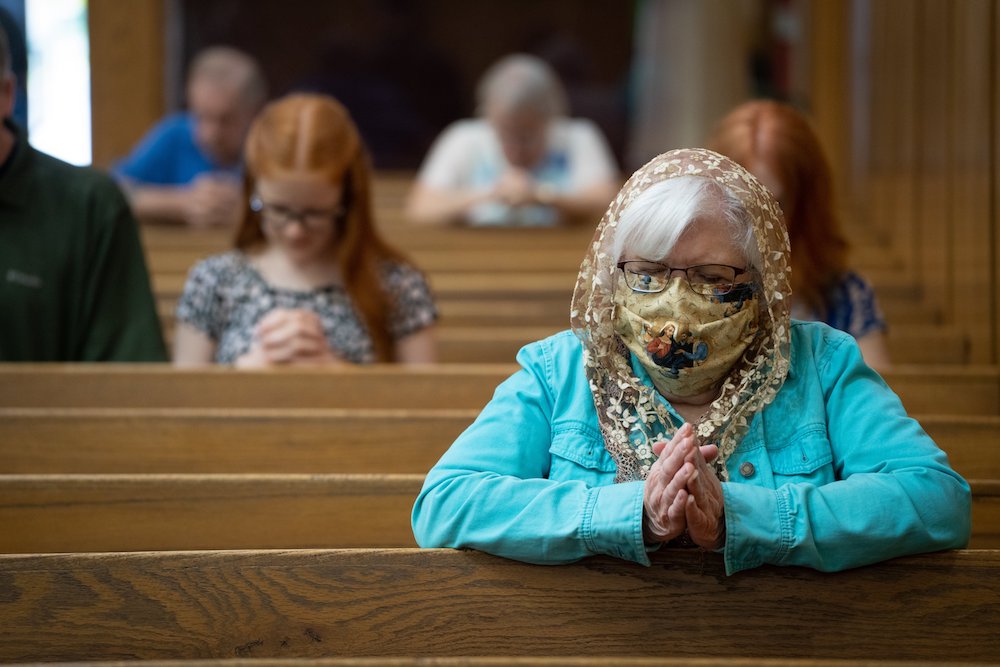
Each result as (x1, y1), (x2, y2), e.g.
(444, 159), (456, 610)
(641, 322), (709, 378)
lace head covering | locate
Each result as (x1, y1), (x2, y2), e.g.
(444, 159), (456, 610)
(570, 148), (791, 482)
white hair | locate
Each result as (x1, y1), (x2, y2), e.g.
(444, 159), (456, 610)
(611, 176), (761, 271)
(476, 53), (567, 118)
(188, 46), (268, 109)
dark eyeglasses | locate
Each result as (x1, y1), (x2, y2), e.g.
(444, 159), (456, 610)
(617, 260), (749, 295)
(250, 196), (344, 231)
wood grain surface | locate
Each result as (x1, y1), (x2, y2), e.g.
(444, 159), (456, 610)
(1, 548), (998, 661)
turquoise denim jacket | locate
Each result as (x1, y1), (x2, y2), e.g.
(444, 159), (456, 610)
(412, 322), (972, 574)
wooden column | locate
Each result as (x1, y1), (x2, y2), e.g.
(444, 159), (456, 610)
(994, 0), (1000, 364)
(806, 0), (852, 216)
(913, 0), (953, 322)
(949, 0), (994, 363)
(88, 0), (166, 169)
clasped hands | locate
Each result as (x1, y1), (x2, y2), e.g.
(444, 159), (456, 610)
(491, 169), (546, 208)
(185, 174), (242, 228)
(642, 422), (726, 551)
(235, 308), (342, 368)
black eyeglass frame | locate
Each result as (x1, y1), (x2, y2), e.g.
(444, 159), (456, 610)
(249, 195), (345, 231)
(616, 260), (751, 296)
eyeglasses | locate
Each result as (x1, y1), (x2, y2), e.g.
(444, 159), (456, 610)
(617, 260), (749, 295)
(250, 196), (344, 231)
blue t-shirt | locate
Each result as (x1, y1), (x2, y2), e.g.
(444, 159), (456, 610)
(113, 113), (241, 186)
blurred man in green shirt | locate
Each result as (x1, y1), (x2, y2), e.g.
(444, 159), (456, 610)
(0, 23), (166, 361)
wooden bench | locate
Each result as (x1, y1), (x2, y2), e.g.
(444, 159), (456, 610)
(154, 305), (966, 363)
(0, 473), (423, 552)
(1, 548), (998, 661)
(1, 408), (996, 479)
(139, 222), (597, 253)
(0, 473), (995, 553)
(430, 325), (972, 366)
(0, 407), (474, 474)
(0, 364), (515, 409)
(147, 246), (593, 275)
(149, 267), (933, 305)
(1, 364), (994, 415)
(10, 660), (986, 667)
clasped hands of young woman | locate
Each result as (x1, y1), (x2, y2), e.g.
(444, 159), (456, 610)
(235, 308), (342, 367)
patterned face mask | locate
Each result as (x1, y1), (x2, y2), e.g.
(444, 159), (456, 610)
(613, 276), (760, 398)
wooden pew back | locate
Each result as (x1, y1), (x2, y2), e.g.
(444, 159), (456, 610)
(0, 364), (996, 415)
(1, 549), (998, 661)
(0, 408), (996, 478)
(0, 364), (515, 409)
(0, 473), (423, 552)
(0, 474), (995, 553)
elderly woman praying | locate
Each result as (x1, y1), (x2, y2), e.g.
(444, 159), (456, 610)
(411, 148), (970, 574)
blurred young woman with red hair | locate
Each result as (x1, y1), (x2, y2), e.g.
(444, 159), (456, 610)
(173, 94), (437, 366)
(708, 100), (890, 370)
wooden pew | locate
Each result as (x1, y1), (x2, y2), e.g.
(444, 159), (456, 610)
(149, 267), (932, 304)
(0, 364), (515, 409)
(144, 242), (929, 279)
(161, 294), (944, 329)
(147, 246), (593, 275)
(0, 364), (996, 415)
(0, 473), (423, 552)
(155, 314), (971, 365)
(1, 548), (998, 661)
(139, 222), (597, 253)
(430, 325), (972, 366)
(0, 407), (475, 474)
(156, 297), (941, 341)
(151, 272), (579, 303)
(1, 409), (996, 479)
(436, 325), (970, 364)
(10, 660), (988, 667)
(0, 474), (995, 553)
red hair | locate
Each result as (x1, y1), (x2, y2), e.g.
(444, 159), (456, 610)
(234, 93), (409, 361)
(708, 100), (849, 310)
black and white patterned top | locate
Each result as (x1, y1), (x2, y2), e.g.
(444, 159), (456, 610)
(176, 251), (437, 364)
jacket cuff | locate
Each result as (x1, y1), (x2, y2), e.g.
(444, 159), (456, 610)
(721, 482), (790, 574)
(583, 480), (651, 565)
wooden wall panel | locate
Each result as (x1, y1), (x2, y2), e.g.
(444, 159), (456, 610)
(807, 0), (851, 207)
(995, 0), (1000, 363)
(949, 0), (994, 363)
(869, 0), (919, 274)
(913, 0), (953, 319)
(811, 0), (997, 363)
(88, 0), (166, 169)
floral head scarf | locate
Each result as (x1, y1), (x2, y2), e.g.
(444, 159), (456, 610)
(570, 148), (791, 482)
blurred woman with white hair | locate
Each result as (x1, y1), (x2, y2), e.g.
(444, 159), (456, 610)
(406, 53), (619, 227)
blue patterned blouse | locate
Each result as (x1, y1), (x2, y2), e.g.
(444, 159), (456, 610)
(791, 271), (886, 338)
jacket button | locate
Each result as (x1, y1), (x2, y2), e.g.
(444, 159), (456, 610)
(739, 461), (755, 478)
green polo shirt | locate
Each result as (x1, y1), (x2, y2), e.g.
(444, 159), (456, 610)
(0, 120), (167, 361)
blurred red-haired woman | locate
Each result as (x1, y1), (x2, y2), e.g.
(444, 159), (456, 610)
(173, 94), (437, 366)
(708, 99), (890, 370)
